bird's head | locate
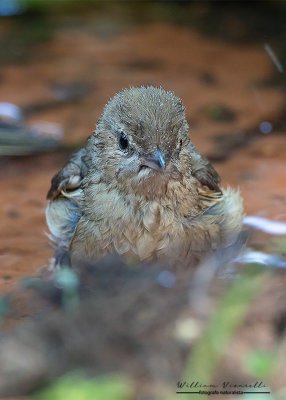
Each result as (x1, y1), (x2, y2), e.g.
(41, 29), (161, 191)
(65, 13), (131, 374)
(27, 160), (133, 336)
(87, 86), (193, 198)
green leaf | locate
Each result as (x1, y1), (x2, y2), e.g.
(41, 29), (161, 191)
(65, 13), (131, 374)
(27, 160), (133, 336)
(35, 372), (134, 400)
(245, 350), (275, 378)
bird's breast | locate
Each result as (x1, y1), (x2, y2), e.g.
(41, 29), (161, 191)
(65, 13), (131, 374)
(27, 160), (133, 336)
(77, 179), (201, 262)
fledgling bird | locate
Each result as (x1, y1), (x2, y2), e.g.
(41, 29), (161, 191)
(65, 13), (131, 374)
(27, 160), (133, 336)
(46, 86), (243, 268)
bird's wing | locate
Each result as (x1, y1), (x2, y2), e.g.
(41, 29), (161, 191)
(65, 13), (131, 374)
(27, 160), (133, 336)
(46, 148), (87, 267)
(189, 146), (244, 249)
(190, 145), (221, 193)
(193, 160), (221, 193)
(189, 144), (223, 208)
(47, 148), (87, 200)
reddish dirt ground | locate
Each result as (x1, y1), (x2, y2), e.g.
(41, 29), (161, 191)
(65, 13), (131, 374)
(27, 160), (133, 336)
(1, 22), (286, 294)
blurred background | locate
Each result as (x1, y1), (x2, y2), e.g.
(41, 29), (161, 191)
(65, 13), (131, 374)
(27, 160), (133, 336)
(1, 2), (286, 399)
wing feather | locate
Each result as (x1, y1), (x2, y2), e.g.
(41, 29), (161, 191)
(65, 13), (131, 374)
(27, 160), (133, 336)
(47, 148), (87, 200)
(46, 148), (87, 267)
(189, 144), (221, 193)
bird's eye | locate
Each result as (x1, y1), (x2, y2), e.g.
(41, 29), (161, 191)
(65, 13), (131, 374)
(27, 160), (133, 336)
(119, 131), (129, 151)
(179, 138), (183, 149)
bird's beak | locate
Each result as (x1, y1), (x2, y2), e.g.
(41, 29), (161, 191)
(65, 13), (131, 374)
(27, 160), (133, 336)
(140, 150), (166, 171)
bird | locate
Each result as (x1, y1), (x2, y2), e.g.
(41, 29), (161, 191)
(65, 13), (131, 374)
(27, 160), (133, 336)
(46, 86), (243, 269)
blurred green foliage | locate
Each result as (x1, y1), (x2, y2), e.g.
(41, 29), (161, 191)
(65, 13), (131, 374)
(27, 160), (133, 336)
(245, 350), (275, 379)
(0, 295), (10, 324)
(35, 373), (134, 400)
(56, 267), (80, 310)
(182, 264), (269, 400)
(272, 237), (286, 255)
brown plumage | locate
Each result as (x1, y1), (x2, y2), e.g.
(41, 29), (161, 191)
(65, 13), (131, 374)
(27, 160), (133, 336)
(46, 86), (243, 268)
